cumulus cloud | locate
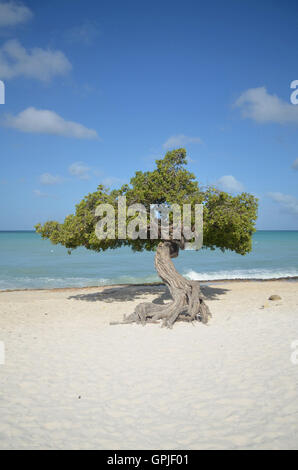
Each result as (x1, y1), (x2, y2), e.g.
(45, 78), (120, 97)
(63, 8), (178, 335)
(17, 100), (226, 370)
(235, 87), (298, 125)
(0, 39), (71, 81)
(268, 192), (298, 215)
(4, 107), (99, 139)
(163, 134), (202, 149)
(216, 175), (245, 193)
(40, 173), (63, 185)
(0, 1), (33, 27)
(69, 162), (91, 180)
(292, 158), (298, 170)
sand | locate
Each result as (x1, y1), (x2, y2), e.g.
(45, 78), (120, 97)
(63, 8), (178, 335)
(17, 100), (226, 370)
(0, 280), (298, 450)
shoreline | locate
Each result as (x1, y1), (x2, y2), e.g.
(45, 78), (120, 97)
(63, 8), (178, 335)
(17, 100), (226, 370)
(1, 276), (298, 294)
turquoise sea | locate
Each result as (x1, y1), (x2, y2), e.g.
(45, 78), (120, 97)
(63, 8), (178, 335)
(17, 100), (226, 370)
(0, 231), (298, 290)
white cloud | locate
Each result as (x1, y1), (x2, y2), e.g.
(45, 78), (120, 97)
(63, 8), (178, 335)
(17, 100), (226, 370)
(0, 39), (71, 81)
(235, 87), (298, 124)
(4, 107), (99, 139)
(101, 176), (126, 187)
(216, 175), (245, 193)
(65, 21), (100, 45)
(33, 189), (50, 198)
(40, 173), (63, 185)
(163, 134), (202, 149)
(0, 1), (33, 27)
(292, 158), (298, 170)
(69, 162), (91, 180)
(268, 192), (298, 215)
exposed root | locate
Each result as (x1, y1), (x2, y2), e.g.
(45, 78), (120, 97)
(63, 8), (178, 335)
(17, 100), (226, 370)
(110, 241), (212, 328)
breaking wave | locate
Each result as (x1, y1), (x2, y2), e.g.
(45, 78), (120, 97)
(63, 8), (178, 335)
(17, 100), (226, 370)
(184, 268), (298, 281)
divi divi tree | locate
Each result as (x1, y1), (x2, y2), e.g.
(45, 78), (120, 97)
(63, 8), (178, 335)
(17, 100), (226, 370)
(36, 149), (258, 328)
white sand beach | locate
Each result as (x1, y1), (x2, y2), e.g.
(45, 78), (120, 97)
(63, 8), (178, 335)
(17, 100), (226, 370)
(0, 280), (298, 450)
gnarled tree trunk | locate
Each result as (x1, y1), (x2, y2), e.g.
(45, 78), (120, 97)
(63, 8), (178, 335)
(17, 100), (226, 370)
(111, 241), (211, 328)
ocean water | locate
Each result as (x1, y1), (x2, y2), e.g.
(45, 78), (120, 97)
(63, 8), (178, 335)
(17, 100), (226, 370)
(0, 231), (297, 290)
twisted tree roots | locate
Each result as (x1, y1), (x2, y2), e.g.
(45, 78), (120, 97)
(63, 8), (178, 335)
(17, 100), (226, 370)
(111, 241), (211, 328)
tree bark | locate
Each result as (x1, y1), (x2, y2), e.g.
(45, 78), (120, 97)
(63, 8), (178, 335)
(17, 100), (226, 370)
(111, 241), (211, 328)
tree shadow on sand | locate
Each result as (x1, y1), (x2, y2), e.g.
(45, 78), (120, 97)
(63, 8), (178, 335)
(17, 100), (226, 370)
(68, 283), (229, 305)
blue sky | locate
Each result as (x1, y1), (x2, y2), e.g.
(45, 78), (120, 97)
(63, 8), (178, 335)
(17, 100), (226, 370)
(0, 0), (298, 230)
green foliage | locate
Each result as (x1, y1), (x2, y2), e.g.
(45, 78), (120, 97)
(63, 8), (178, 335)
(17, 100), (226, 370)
(35, 149), (258, 255)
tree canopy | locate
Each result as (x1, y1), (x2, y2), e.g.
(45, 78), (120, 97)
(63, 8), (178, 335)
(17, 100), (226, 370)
(36, 149), (258, 256)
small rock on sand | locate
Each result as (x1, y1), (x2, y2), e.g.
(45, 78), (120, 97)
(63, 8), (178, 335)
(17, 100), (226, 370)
(269, 295), (282, 301)
(262, 302), (270, 309)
